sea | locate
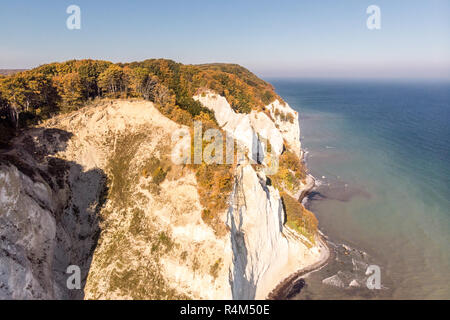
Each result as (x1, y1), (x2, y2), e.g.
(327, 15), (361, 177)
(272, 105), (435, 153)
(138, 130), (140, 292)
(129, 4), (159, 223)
(269, 78), (450, 299)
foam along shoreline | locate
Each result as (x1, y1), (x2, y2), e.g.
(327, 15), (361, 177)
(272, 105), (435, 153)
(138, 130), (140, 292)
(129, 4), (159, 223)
(265, 151), (329, 300)
(261, 170), (330, 300)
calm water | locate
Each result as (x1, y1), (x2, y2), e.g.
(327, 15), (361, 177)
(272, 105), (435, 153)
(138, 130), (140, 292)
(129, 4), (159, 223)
(270, 79), (450, 299)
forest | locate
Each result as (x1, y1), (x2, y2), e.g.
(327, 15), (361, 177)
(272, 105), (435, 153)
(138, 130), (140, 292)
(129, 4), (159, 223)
(0, 59), (281, 133)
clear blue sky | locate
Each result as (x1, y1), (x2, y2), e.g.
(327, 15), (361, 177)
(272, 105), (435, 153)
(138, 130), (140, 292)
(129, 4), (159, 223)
(1, 0), (449, 79)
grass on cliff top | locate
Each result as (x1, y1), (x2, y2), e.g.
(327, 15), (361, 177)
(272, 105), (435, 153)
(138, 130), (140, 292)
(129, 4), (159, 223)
(281, 192), (318, 246)
(1, 58), (283, 136)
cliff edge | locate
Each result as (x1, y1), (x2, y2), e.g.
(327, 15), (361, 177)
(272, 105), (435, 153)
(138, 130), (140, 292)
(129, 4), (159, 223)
(0, 60), (328, 299)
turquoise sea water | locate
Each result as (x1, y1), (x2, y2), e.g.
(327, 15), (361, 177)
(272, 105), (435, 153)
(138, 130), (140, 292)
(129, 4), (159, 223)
(270, 79), (450, 299)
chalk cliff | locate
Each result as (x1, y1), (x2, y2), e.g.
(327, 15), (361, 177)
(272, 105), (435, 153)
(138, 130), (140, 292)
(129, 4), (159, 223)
(0, 95), (327, 299)
(0, 128), (105, 299)
(195, 92), (327, 299)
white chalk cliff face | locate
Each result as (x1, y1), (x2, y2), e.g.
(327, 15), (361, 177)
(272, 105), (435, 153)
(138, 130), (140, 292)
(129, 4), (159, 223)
(266, 99), (302, 158)
(0, 128), (105, 299)
(0, 95), (327, 300)
(195, 92), (326, 299)
(194, 93), (284, 163)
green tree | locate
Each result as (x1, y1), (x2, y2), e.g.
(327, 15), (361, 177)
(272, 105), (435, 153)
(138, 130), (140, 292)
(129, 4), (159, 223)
(53, 72), (84, 110)
(78, 60), (102, 98)
(128, 67), (149, 96)
(98, 65), (128, 96)
(0, 72), (56, 127)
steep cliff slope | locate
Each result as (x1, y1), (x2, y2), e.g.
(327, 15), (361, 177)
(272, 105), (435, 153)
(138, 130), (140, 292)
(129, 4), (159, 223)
(44, 100), (234, 299)
(0, 128), (106, 299)
(0, 96), (328, 299)
(195, 92), (328, 299)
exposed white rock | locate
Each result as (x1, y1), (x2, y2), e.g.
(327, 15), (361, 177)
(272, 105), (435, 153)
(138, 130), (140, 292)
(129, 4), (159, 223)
(227, 164), (326, 299)
(227, 164), (288, 299)
(249, 111), (284, 156)
(266, 99), (302, 158)
(194, 92), (284, 163)
(322, 274), (346, 288)
(1, 96), (328, 300)
(48, 101), (233, 300)
(349, 279), (360, 287)
(0, 128), (104, 299)
(0, 165), (56, 299)
(194, 92), (327, 299)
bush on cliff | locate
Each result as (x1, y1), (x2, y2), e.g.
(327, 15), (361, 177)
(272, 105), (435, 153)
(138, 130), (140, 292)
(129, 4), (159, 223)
(280, 192), (318, 245)
(269, 148), (307, 194)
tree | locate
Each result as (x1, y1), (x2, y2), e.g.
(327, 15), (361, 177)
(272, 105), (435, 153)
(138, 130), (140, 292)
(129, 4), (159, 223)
(77, 60), (102, 98)
(0, 70), (59, 127)
(1, 73), (38, 127)
(141, 76), (158, 100)
(98, 65), (128, 96)
(152, 83), (173, 107)
(0, 90), (9, 120)
(128, 67), (149, 96)
(53, 72), (84, 110)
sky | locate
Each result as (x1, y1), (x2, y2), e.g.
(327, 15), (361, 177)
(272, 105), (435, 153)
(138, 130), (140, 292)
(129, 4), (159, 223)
(1, 0), (449, 79)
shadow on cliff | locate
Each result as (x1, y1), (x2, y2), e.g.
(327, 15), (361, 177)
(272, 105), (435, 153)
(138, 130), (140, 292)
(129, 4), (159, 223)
(0, 128), (108, 299)
(227, 167), (257, 300)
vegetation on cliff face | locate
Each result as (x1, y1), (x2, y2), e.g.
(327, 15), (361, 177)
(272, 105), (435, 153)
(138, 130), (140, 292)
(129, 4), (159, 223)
(0, 58), (323, 299)
(78, 114), (191, 299)
(274, 107), (295, 124)
(269, 148), (307, 194)
(195, 162), (234, 236)
(280, 192), (318, 245)
(268, 147), (318, 243)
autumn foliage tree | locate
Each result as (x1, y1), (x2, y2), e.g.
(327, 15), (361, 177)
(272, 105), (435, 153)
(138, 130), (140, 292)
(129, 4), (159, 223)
(53, 72), (84, 110)
(0, 58), (281, 129)
(98, 65), (129, 97)
(0, 71), (57, 127)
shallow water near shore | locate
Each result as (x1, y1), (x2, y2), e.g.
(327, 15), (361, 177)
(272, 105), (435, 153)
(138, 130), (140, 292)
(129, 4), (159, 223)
(270, 79), (450, 299)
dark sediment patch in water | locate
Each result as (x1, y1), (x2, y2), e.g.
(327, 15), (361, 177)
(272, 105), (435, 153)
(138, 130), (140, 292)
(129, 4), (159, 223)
(268, 233), (392, 300)
(286, 178), (393, 299)
(307, 180), (371, 204)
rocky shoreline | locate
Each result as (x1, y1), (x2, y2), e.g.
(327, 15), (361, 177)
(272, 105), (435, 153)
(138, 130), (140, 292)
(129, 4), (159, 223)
(265, 135), (331, 300)
(266, 233), (331, 300)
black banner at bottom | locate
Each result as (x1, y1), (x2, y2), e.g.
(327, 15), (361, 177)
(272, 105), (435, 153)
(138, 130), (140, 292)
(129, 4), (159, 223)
(0, 300), (446, 318)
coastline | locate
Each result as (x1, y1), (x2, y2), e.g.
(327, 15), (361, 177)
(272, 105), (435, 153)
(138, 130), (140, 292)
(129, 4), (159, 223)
(265, 119), (331, 300)
(266, 233), (331, 300)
